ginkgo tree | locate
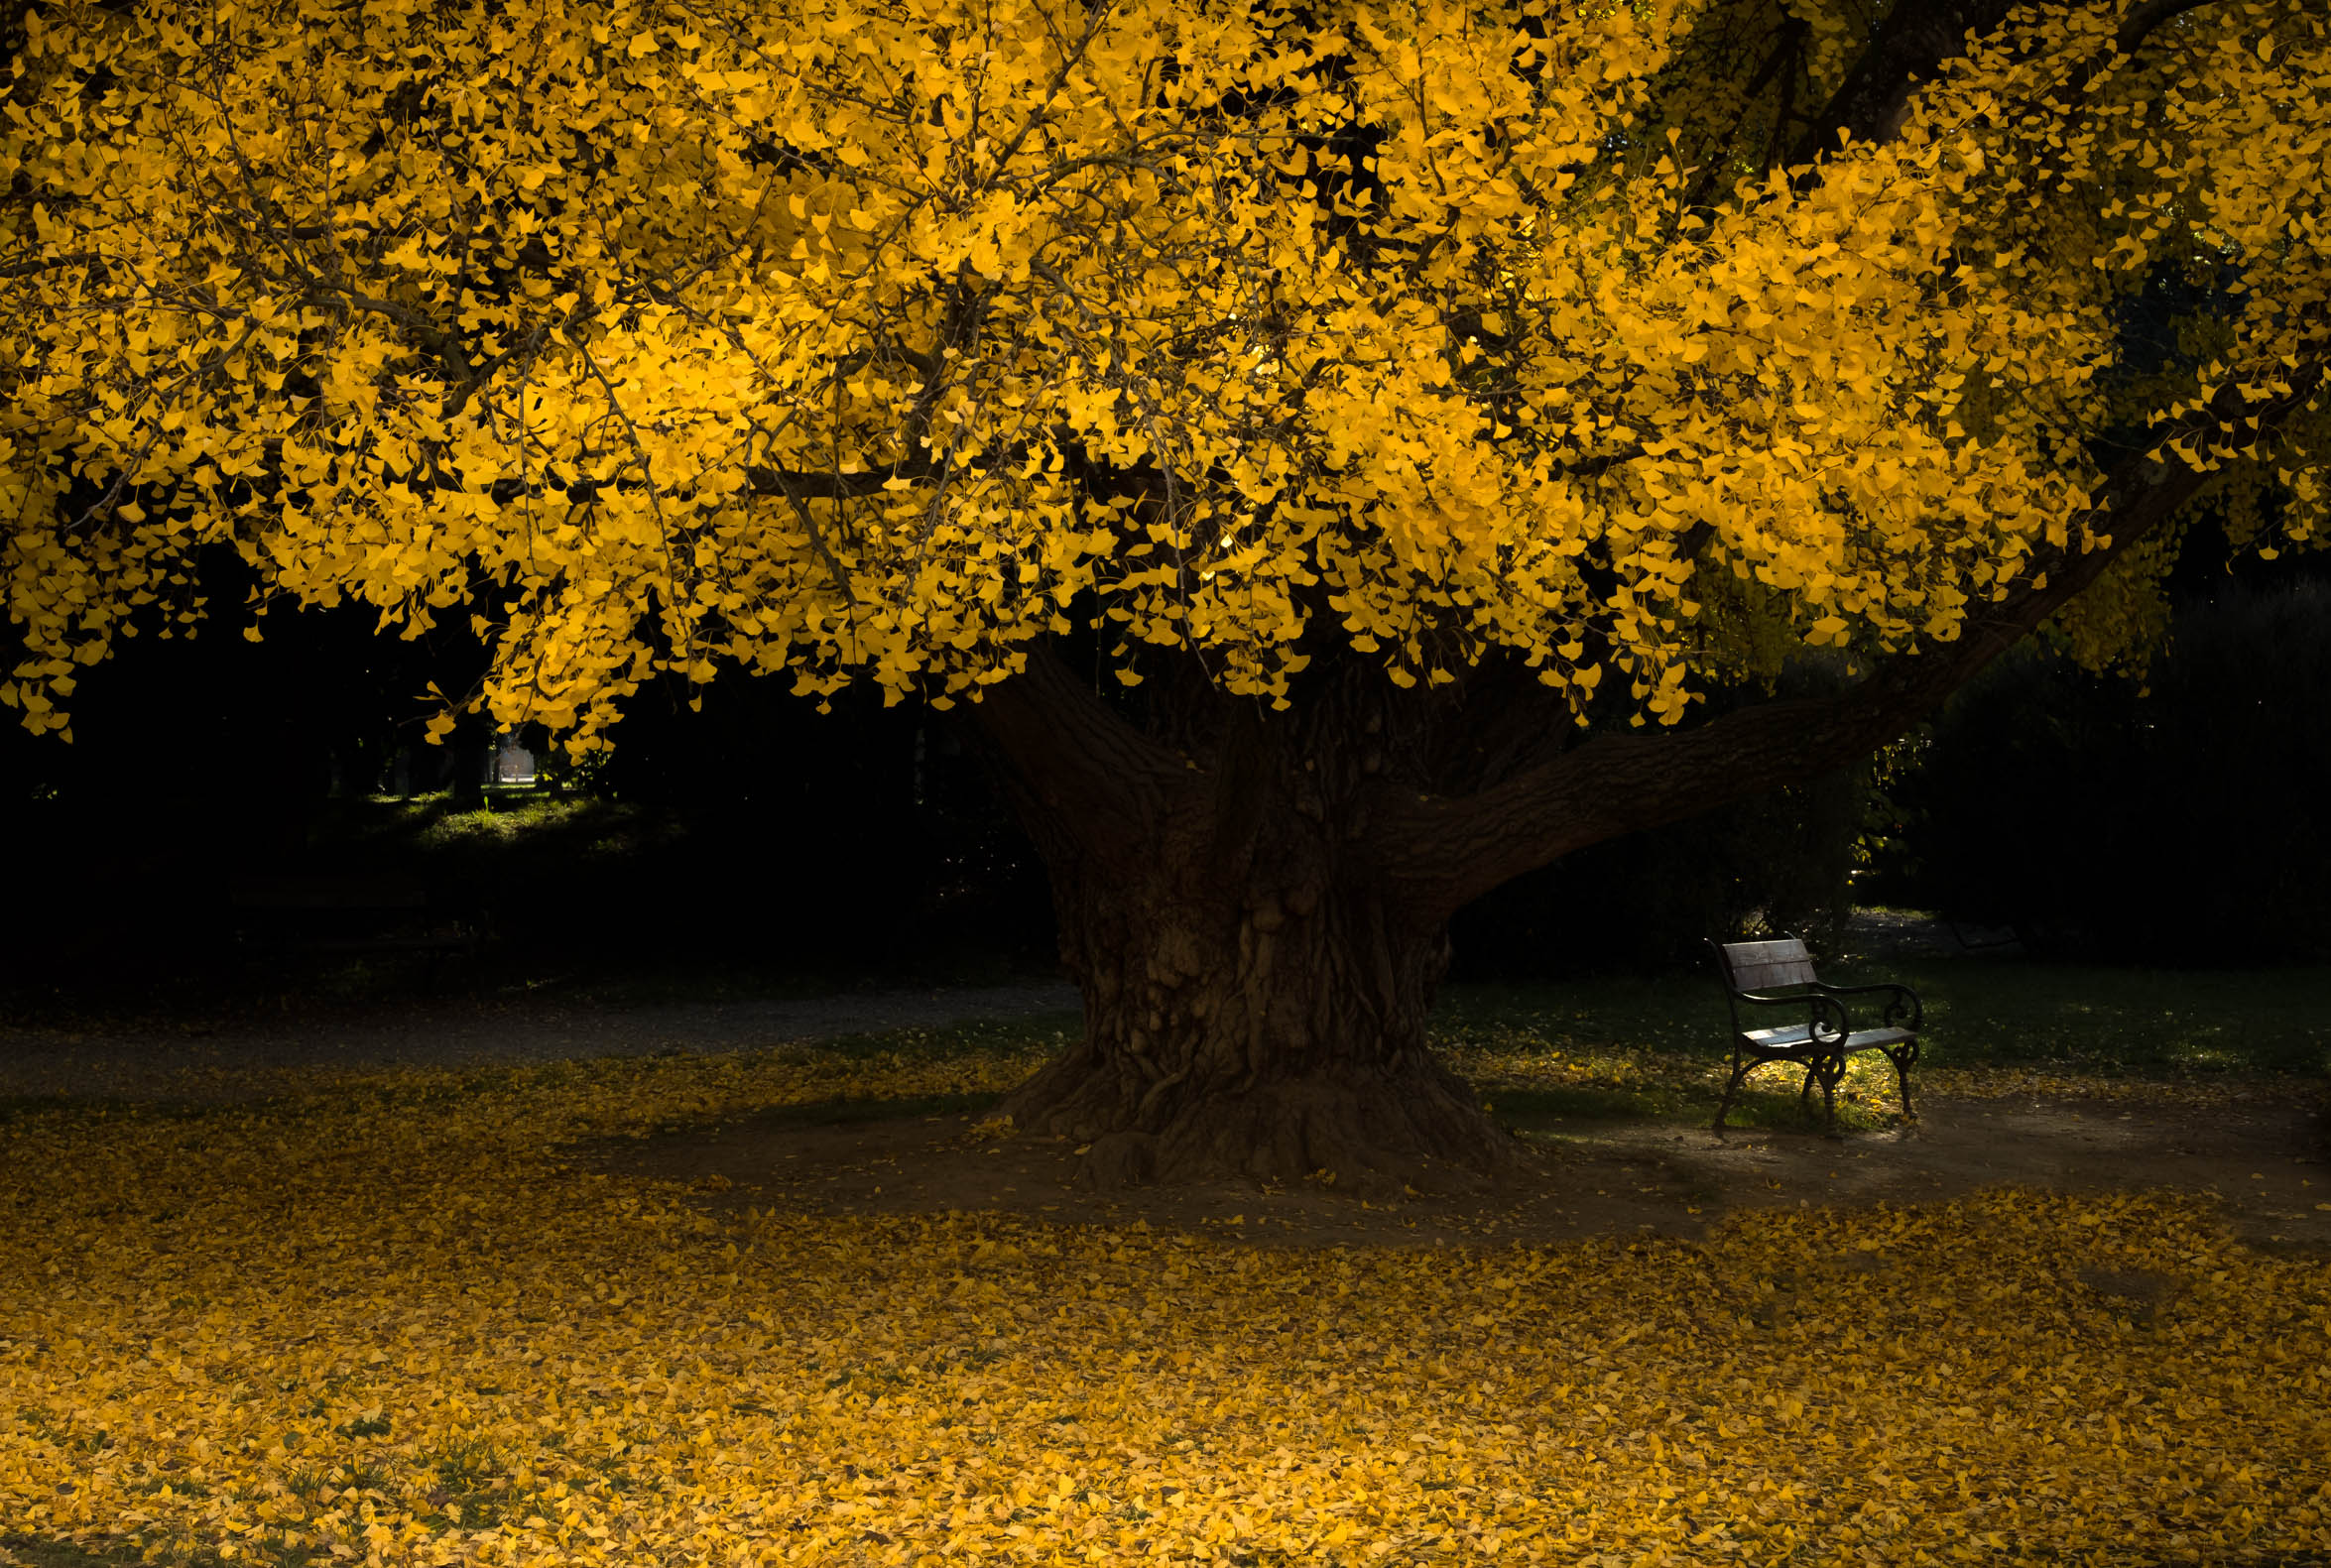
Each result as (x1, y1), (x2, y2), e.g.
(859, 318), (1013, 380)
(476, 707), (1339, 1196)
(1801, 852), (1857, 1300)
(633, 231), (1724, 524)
(3, 0), (2324, 1187)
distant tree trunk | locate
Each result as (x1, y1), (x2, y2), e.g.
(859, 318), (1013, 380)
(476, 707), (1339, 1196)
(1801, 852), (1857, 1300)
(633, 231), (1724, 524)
(450, 721), (490, 807)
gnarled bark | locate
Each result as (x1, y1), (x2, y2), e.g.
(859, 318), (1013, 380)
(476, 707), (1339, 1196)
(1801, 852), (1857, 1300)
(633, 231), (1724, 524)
(1000, 802), (1506, 1194)
(979, 661), (1517, 1194)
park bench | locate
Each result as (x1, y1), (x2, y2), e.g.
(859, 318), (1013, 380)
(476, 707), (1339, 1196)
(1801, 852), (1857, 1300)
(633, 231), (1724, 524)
(1708, 936), (1920, 1137)
(229, 875), (482, 988)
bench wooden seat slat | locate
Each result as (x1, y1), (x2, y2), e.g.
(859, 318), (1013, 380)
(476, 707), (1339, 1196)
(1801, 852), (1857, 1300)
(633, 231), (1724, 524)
(1742, 1025), (1914, 1051)
(1711, 936), (1920, 1136)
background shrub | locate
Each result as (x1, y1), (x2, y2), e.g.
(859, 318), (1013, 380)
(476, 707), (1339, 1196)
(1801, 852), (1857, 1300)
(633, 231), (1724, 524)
(1868, 581), (2331, 963)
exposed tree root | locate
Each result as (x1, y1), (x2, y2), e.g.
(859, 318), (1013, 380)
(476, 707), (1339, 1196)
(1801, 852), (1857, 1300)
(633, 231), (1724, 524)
(1000, 1047), (1522, 1197)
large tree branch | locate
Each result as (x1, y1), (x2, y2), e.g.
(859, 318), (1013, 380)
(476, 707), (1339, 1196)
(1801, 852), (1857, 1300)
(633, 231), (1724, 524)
(1785, 0), (2226, 170)
(2109, 0), (2228, 56)
(1381, 358), (2325, 920)
(2043, 0), (2230, 119)
(966, 644), (1190, 864)
(1788, 0), (2035, 169)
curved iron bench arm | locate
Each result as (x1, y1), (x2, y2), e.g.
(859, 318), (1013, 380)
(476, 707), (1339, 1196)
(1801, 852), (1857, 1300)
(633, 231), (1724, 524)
(1731, 989), (1851, 1045)
(1808, 979), (1923, 1030)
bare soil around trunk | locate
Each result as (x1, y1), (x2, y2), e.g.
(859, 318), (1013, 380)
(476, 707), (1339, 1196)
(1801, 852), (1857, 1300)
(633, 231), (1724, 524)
(599, 1087), (2331, 1255)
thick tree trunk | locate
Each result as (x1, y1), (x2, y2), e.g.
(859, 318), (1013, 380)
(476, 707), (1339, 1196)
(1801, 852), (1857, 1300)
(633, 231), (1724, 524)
(1000, 800), (1511, 1193)
(977, 660), (1519, 1194)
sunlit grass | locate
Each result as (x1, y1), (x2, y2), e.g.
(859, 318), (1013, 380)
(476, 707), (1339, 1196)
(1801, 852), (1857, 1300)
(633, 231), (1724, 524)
(1436, 961), (2331, 1124)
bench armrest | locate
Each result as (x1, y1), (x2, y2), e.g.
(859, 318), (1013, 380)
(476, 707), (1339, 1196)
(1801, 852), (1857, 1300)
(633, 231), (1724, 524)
(1730, 989), (1849, 1044)
(1809, 980), (1921, 1029)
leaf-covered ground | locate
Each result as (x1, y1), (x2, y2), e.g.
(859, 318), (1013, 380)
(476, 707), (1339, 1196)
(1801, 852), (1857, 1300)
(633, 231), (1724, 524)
(5, 1034), (2329, 1567)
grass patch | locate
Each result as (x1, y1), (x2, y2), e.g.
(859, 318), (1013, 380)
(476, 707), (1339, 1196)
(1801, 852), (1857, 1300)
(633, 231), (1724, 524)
(1861, 959), (2331, 1075)
(1484, 1077), (1873, 1134)
(1433, 960), (2331, 1135)
(804, 1013), (1082, 1063)
(1, 1538), (143, 1567)
(1438, 960), (2331, 1078)
(404, 795), (655, 852)
(2, 1536), (232, 1568)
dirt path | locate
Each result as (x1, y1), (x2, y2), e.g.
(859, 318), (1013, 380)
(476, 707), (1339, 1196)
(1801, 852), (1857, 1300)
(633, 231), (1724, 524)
(0, 981), (1081, 1101)
(601, 1091), (2331, 1254)
(9, 930), (2324, 1253)
(0, 911), (1991, 1104)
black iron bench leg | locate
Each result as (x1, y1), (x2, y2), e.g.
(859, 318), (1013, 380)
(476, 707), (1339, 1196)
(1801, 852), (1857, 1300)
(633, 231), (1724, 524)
(1810, 1053), (1845, 1138)
(1886, 1045), (1915, 1121)
(1713, 1054), (1751, 1132)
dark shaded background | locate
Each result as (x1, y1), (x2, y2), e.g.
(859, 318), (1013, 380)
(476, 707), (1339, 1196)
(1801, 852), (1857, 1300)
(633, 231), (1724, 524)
(5, 539), (2326, 1024)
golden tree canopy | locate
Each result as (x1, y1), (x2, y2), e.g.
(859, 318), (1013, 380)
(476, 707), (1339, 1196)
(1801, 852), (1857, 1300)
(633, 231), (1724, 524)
(2, 0), (2324, 745)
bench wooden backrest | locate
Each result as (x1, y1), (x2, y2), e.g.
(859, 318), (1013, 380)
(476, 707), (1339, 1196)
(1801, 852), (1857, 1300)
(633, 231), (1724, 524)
(1718, 937), (1818, 992)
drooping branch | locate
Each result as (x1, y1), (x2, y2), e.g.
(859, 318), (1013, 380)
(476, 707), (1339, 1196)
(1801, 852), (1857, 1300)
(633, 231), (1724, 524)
(741, 465), (918, 501)
(0, 250), (101, 279)
(1383, 357), (2326, 920)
